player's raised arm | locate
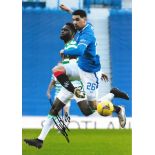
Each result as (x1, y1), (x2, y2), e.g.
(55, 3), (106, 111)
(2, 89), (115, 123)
(59, 3), (73, 14)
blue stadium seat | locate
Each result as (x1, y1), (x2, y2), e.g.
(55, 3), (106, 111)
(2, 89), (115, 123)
(109, 9), (132, 117)
(22, 10), (73, 116)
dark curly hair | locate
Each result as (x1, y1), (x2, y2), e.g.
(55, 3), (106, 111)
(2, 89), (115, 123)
(65, 22), (77, 36)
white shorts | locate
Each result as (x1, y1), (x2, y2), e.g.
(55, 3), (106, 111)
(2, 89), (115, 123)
(57, 84), (87, 105)
(61, 59), (101, 101)
(54, 94), (71, 107)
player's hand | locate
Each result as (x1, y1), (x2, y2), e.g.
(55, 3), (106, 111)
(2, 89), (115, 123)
(101, 73), (109, 82)
(60, 49), (65, 60)
(59, 3), (73, 14)
(59, 3), (70, 12)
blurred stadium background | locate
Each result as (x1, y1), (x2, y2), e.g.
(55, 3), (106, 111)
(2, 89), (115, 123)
(22, 0), (132, 129)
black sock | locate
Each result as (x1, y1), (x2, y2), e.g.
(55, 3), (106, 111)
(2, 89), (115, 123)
(113, 105), (121, 114)
(56, 73), (75, 93)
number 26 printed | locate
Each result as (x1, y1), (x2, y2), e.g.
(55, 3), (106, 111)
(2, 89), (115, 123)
(87, 82), (96, 90)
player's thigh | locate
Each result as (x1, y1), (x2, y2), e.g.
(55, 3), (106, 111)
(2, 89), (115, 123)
(57, 87), (74, 105)
(78, 68), (100, 101)
(62, 60), (80, 80)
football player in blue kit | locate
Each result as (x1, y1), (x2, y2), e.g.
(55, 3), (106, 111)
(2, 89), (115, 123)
(24, 9), (129, 148)
(53, 5), (129, 128)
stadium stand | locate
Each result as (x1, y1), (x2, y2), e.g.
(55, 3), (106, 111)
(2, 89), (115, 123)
(109, 9), (132, 116)
(22, 3), (132, 117)
(22, 9), (75, 116)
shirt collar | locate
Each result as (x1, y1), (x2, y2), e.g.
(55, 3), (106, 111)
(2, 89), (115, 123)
(78, 23), (89, 33)
(65, 39), (74, 46)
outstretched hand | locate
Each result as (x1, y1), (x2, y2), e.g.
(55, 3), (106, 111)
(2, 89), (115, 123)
(101, 73), (109, 82)
(59, 4), (70, 12)
(59, 3), (73, 14)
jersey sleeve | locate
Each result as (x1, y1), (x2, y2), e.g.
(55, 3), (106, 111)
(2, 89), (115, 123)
(63, 44), (85, 56)
(64, 34), (93, 56)
(78, 33), (93, 47)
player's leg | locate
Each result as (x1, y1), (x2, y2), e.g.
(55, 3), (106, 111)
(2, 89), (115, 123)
(63, 101), (70, 116)
(24, 98), (65, 149)
(88, 96), (126, 128)
(98, 89), (128, 128)
(38, 87), (74, 140)
(52, 60), (85, 98)
(38, 98), (65, 139)
(55, 86), (75, 126)
(77, 67), (99, 113)
(76, 99), (95, 116)
(110, 88), (129, 100)
(114, 105), (126, 128)
(78, 67), (127, 127)
(98, 93), (121, 113)
(98, 71), (129, 128)
(63, 101), (71, 126)
(52, 65), (75, 94)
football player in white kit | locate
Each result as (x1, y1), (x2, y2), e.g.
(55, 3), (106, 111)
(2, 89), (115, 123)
(24, 21), (129, 149)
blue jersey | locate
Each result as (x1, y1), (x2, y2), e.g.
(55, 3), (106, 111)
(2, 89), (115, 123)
(64, 23), (101, 73)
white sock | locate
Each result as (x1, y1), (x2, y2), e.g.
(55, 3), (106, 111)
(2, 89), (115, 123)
(38, 115), (54, 141)
(98, 93), (114, 102)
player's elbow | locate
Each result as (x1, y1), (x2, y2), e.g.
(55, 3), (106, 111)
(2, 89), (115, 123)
(76, 45), (85, 56)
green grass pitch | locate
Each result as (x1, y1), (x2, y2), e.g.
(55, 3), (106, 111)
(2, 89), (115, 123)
(22, 129), (132, 155)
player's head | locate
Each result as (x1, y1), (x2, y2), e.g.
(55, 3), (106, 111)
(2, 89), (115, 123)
(72, 9), (87, 30)
(60, 22), (76, 42)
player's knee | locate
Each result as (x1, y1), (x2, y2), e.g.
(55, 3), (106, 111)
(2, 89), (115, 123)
(52, 66), (65, 74)
(49, 106), (58, 116)
(81, 110), (92, 116)
(88, 101), (97, 110)
(77, 101), (93, 116)
(49, 98), (65, 116)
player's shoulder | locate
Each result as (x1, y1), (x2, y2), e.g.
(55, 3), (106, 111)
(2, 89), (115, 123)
(85, 23), (94, 32)
(82, 23), (94, 36)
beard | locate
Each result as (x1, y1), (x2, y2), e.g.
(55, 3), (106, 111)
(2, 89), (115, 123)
(60, 34), (71, 41)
